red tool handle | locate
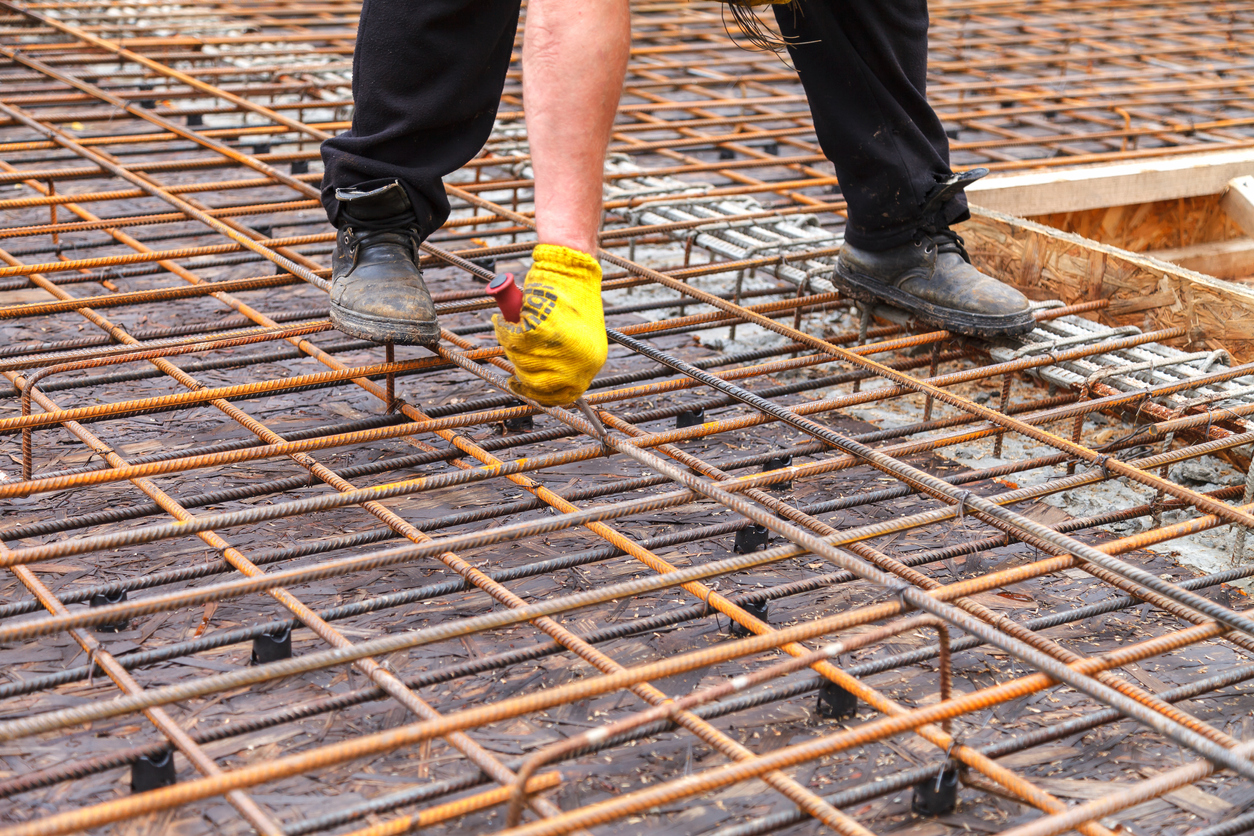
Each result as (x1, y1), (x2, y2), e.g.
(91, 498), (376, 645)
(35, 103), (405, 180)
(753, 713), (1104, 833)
(487, 272), (523, 323)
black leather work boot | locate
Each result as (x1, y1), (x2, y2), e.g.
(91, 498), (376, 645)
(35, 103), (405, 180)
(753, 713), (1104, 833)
(833, 170), (1035, 338)
(330, 181), (439, 346)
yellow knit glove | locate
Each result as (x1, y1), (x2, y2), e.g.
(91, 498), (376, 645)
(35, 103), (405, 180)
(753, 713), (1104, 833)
(493, 244), (607, 407)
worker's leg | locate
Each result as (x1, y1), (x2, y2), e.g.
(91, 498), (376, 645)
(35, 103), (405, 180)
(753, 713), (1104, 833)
(773, 0), (955, 248)
(524, 0), (631, 255)
(775, 0), (1033, 337)
(320, 0), (520, 235)
(494, 0), (630, 406)
(320, 0), (521, 345)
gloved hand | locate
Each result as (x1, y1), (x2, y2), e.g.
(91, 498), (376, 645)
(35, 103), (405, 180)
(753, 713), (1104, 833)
(493, 244), (607, 407)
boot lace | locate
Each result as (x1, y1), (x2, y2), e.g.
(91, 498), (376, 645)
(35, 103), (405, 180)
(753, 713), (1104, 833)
(915, 229), (971, 263)
(343, 213), (420, 255)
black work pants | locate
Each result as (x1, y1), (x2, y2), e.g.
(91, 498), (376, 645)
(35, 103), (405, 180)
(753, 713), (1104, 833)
(320, 0), (965, 251)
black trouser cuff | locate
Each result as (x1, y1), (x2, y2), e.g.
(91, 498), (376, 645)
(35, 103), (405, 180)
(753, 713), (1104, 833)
(322, 178), (432, 237)
(843, 193), (971, 252)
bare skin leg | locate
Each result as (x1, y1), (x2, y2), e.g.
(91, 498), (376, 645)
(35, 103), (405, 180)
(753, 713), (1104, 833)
(523, 0), (631, 256)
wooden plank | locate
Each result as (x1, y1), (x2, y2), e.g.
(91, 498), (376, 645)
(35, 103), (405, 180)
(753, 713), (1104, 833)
(1221, 175), (1254, 238)
(963, 206), (1254, 363)
(1141, 768), (1234, 819)
(1032, 777), (1130, 800)
(1145, 237), (1254, 280)
(966, 149), (1254, 216)
(1030, 778), (1175, 821)
(1029, 195), (1243, 253)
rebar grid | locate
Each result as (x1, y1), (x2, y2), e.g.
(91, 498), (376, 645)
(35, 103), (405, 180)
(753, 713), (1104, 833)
(2, 2), (1254, 836)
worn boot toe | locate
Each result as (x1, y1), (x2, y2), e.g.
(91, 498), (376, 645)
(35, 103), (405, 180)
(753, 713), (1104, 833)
(833, 230), (1035, 338)
(329, 181), (440, 346)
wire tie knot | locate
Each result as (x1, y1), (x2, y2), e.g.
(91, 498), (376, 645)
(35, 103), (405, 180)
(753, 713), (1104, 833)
(937, 741), (960, 790)
(1092, 454), (1112, 478)
(703, 585), (719, 623)
(86, 646), (102, 688)
(953, 490), (972, 526)
(886, 582), (912, 607)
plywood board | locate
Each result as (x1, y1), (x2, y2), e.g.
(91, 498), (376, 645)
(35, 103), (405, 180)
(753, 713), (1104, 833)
(1029, 195), (1243, 253)
(966, 149), (1254, 216)
(964, 206), (1254, 363)
(1221, 174), (1254, 238)
(1145, 237), (1254, 281)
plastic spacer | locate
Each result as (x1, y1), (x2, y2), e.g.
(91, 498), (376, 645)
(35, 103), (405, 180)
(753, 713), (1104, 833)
(816, 679), (858, 720)
(730, 599), (768, 637)
(90, 588), (129, 633)
(912, 763), (960, 816)
(504, 414), (535, 433)
(675, 408), (705, 429)
(761, 454), (793, 489)
(734, 523), (770, 554)
(251, 625), (293, 665)
(131, 750), (176, 793)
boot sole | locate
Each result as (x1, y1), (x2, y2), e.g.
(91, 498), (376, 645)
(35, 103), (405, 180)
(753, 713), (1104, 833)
(330, 303), (441, 346)
(832, 263), (1037, 339)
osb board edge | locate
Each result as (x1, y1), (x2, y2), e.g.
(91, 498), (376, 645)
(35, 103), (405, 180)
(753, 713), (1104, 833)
(964, 206), (1254, 363)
